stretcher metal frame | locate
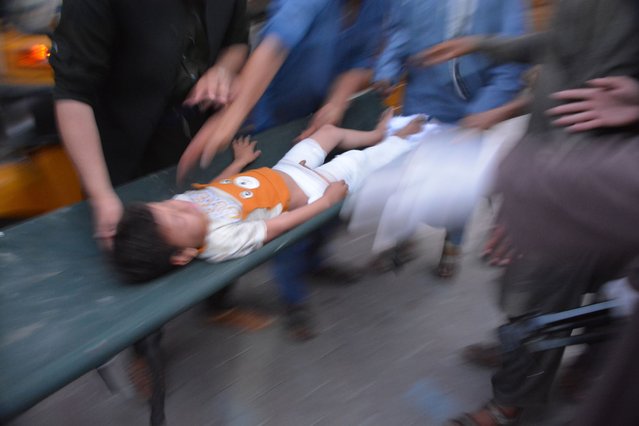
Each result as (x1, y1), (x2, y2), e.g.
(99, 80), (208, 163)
(0, 92), (384, 425)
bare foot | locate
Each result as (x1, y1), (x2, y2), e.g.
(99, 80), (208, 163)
(393, 115), (427, 139)
(374, 108), (395, 135)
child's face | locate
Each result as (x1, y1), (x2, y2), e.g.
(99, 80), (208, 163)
(148, 200), (208, 249)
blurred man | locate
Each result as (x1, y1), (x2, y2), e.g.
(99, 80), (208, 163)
(373, 0), (527, 277)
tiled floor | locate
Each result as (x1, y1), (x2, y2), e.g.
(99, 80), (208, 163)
(8, 203), (580, 426)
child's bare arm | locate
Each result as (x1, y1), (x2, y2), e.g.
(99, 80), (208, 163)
(309, 109), (393, 151)
(264, 181), (347, 242)
(213, 137), (261, 180)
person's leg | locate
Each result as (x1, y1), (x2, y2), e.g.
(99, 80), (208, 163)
(492, 254), (603, 408)
(273, 239), (313, 307)
(570, 297), (639, 426)
(272, 240), (316, 341)
(315, 134), (417, 193)
(437, 228), (464, 278)
(449, 253), (629, 426)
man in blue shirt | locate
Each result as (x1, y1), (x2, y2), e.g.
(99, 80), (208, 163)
(250, 0), (388, 132)
(179, 0), (389, 173)
(374, 0), (528, 277)
(177, 0), (390, 339)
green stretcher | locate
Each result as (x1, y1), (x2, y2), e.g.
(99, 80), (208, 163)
(0, 92), (384, 424)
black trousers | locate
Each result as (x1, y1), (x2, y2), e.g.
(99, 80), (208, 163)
(492, 252), (631, 407)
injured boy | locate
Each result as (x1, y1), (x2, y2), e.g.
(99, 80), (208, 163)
(113, 111), (425, 282)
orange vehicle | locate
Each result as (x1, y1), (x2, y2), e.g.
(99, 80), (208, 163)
(1, 23), (82, 226)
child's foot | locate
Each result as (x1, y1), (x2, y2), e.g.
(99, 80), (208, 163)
(374, 108), (395, 135)
(393, 115), (427, 139)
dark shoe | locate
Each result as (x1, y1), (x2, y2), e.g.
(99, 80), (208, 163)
(285, 304), (316, 341)
(207, 307), (275, 332)
(369, 240), (417, 273)
(461, 343), (502, 369)
(311, 264), (364, 284)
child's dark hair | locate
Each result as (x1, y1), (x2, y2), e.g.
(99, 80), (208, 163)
(112, 203), (178, 283)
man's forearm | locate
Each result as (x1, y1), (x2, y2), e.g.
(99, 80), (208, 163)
(325, 68), (372, 112)
(478, 33), (549, 65)
(217, 36), (289, 134)
(213, 43), (249, 75)
(55, 100), (115, 200)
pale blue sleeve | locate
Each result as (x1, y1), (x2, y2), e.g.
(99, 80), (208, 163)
(466, 0), (528, 115)
(373, 2), (410, 83)
(261, 0), (330, 50)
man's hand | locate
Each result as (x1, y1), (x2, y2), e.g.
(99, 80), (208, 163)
(231, 136), (261, 165)
(90, 192), (123, 250)
(410, 36), (482, 67)
(322, 180), (349, 206)
(177, 111), (238, 182)
(548, 76), (639, 132)
(295, 102), (346, 142)
(184, 66), (237, 111)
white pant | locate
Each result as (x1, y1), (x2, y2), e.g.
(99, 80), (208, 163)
(272, 136), (418, 203)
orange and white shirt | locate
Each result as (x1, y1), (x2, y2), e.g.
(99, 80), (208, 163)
(175, 168), (290, 262)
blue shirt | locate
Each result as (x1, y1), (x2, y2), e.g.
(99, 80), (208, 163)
(249, 0), (388, 132)
(375, 0), (528, 122)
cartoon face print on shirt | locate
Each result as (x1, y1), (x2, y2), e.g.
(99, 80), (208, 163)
(218, 175), (261, 200)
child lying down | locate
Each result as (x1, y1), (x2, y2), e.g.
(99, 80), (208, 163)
(113, 111), (427, 282)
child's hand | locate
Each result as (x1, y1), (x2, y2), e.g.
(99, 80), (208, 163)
(393, 115), (427, 138)
(374, 108), (394, 135)
(232, 136), (261, 165)
(322, 180), (349, 205)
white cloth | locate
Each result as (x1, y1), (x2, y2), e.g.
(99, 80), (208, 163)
(273, 133), (425, 202)
(272, 138), (330, 203)
(345, 115), (529, 253)
(174, 187), (282, 263)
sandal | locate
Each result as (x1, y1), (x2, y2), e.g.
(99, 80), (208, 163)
(436, 240), (460, 278)
(446, 400), (520, 426)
